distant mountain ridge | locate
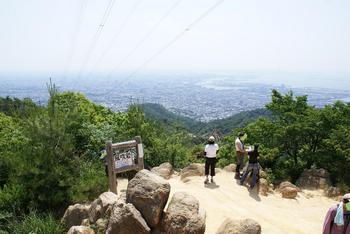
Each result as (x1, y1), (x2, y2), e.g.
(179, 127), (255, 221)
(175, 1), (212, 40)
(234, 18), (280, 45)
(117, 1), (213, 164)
(139, 103), (271, 136)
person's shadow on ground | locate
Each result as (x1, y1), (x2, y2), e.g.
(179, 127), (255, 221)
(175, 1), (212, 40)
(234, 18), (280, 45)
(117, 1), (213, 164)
(205, 182), (220, 189)
(240, 180), (261, 201)
(248, 186), (261, 202)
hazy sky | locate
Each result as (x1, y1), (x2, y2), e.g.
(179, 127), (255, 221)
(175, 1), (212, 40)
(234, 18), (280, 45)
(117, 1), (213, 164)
(1, 0), (350, 78)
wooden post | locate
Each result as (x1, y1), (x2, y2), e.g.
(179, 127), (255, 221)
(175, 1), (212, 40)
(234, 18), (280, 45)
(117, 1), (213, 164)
(106, 140), (117, 194)
(135, 136), (144, 170)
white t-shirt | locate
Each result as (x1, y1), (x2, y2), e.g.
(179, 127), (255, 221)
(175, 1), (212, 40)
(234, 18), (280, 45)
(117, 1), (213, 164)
(205, 143), (219, 158)
(235, 138), (244, 152)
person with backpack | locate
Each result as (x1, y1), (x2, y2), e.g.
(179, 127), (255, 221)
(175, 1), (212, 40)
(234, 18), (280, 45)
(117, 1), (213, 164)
(235, 132), (246, 179)
(240, 144), (260, 190)
(322, 193), (350, 234)
(204, 136), (219, 184)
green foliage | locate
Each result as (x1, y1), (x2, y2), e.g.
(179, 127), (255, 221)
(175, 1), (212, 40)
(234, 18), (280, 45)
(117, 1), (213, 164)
(231, 90), (350, 186)
(0, 96), (37, 118)
(0, 184), (26, 214)
(217, 135), (236, 168)
(7, 212), (65, 234)
(198, 108), (272, 136)
(0, 113), (28, 188)
(16, 82), (77, 211)
(141, 103), (271, 136)
(128, 105), (193, 169)
(69, 159), (108, 203)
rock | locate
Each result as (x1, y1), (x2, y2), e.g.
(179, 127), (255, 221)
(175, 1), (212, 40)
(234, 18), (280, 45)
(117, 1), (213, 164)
(89, 192), (118, 223)
(259, 170), (267, 179)
(151, 162), (173, 179)
(215, 218), (261, 234)
(281, 187), (298, 199)
(326, 187), (341, 197)
(96, 218), (108, 233)
(115, 191), (127, 205)
(67, 226), (95, 234)
(180, 163), (205, 181)
(258, 178), (269, 196)
(278, 181), (299, 199)
(182, 177), (191, 183)
(126, 169), (170, 228)
(81, 219), (90, 226)
(160, 192), (206, 234)
(279, 181), (301, 192)
(224, 164), (236, 172)
(106, 202), (151, 234)
(62, 204), (90, 229)
(296, 168), (331, 190)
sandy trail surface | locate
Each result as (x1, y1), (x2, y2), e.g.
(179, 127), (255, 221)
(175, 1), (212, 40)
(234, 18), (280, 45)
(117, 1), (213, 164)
(116, 170), (335, 234)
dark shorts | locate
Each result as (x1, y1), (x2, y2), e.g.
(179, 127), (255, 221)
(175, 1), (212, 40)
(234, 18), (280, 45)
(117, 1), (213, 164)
(205, 157), (216, 176)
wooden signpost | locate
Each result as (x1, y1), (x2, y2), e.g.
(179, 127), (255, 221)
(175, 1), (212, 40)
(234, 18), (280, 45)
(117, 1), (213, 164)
(106, 136), (144, 194)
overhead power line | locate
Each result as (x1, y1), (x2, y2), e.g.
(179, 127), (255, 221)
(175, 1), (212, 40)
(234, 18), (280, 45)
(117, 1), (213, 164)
(77, 0), (117, 79)
(104, 0), (183, 77)
(104, 0), (225, 96)
(62, 0), (88, 81)
(111, 0), (225, 82)
(85, 0), (143, 78)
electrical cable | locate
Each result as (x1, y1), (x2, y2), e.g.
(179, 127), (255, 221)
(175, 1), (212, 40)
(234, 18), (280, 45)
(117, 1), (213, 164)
(62, 0), (88, 83)
(104, 0), (225, 97)
(103, 0), (183, 78)
(84, 0), (143, 78)
(76, 0), (117, 79)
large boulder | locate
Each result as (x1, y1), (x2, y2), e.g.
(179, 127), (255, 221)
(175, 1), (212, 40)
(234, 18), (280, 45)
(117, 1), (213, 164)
(151, 162), (173, 180)
(224, 164), (236, 172)
(126, 169), (170, 228)
(278, 181), (299, 199)
(67, 226), (95, 234)
(62, 204), (90, 229)
(326, 187), (341, 198)
(281, 187), (298, 199)
(215, 218), (261, 234)
(106, 202), (151, 234)
(258, 178), (269, 196)
(89, 192), (118, 223)
(296, 168), (331, 190)
(279, 181), (301, 192)
(180, 163), (205, 181)
(160, 192), (206, 234)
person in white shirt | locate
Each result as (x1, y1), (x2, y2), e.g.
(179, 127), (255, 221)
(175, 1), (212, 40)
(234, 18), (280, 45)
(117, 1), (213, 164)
(235, 132), (246, 179)
(204, 136), (219, 184)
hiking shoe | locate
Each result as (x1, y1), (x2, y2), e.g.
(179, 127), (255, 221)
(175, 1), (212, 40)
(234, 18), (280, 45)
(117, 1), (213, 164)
(204, 178), (209, 184)
(210, 178), (214, 183)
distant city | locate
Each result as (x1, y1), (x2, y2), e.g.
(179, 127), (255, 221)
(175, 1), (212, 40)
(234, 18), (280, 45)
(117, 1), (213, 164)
(1, 73), (349, 121)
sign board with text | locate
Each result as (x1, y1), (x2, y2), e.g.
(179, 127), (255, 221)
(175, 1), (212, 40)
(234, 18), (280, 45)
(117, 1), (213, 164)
(106, 136), (144, 194)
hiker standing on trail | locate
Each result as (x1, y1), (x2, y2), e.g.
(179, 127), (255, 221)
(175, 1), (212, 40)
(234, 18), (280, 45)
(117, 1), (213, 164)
(322, 193), (350, 234)
(204, 136), (219, 184)
(240, 144), (259, 190)
(235, 132), (246, 179)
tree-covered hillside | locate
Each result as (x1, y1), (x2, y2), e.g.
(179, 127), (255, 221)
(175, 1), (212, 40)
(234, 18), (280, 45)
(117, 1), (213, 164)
(140, 103), (271, 136)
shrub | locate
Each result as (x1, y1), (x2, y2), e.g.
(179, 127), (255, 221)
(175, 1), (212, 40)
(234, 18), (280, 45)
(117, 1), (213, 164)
(69, 159), (108, 203)
(9, 212), (65, 234)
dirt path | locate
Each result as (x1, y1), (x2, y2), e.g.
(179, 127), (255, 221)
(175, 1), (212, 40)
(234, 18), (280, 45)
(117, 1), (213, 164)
(117, 171), (335, 234)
